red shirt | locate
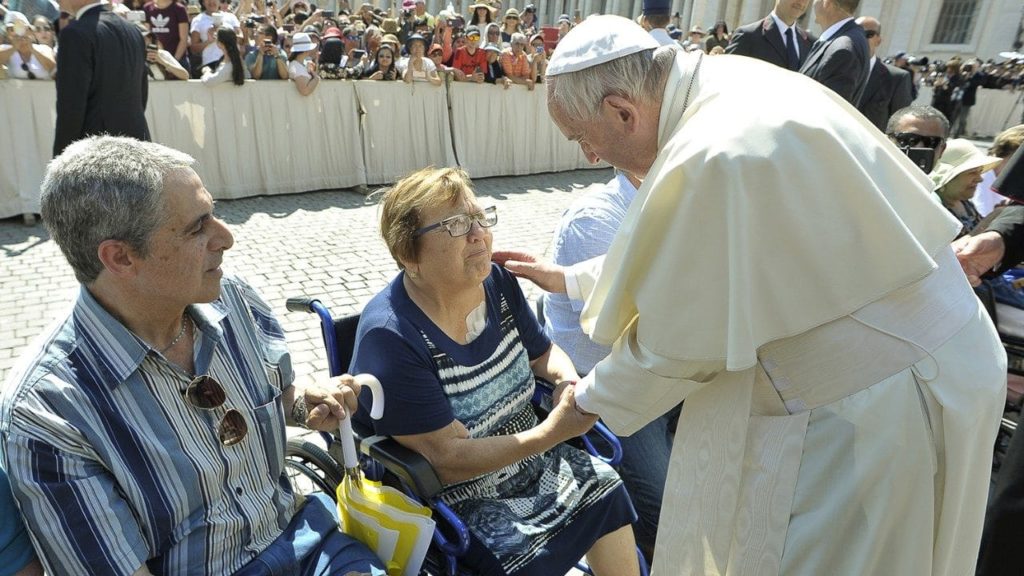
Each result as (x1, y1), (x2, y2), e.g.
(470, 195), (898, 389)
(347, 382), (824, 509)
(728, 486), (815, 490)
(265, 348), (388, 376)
(143, 1), (189, 56)
(451, 46), (488, 76)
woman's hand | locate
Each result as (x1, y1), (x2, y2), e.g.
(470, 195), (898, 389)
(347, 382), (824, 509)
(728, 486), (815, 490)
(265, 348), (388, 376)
(369, 70), (384, 80)
(543, 384), (598, 442)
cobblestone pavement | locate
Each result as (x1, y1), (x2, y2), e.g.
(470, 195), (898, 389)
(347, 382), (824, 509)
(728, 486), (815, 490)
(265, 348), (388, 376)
(0, 168), (613, 388)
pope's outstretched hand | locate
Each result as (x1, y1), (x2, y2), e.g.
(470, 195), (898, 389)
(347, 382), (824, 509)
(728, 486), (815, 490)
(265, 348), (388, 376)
(492, 250), (568, 294)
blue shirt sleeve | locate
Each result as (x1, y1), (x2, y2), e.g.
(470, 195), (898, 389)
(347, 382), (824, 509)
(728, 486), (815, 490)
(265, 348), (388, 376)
(492, 265), (551, 360)
(352, 326), (455, 437)
(0, 466), (37, 576)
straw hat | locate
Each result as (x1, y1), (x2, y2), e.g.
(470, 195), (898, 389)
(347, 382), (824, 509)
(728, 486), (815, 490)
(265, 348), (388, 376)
(931, 138), (1002, 190)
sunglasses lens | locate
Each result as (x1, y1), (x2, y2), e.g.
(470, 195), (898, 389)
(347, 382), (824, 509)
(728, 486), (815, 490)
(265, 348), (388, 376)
(186, 375), (226, 409)
(219, 409), (248, 446)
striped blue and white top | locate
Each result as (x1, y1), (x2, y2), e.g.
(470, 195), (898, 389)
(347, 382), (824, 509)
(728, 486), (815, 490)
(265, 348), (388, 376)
(0, 275), (296, 576)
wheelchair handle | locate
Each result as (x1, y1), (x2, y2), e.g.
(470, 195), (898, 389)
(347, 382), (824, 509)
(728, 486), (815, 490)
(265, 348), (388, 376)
(285, 296), (320, 313)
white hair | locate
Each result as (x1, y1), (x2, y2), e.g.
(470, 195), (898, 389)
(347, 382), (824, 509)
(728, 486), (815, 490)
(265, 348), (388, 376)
(546, 45), (675, 123)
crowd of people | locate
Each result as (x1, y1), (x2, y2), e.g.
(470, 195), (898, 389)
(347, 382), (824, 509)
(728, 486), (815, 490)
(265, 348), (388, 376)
(4, 0), (1024, 575)
(0, 0), (564, 92)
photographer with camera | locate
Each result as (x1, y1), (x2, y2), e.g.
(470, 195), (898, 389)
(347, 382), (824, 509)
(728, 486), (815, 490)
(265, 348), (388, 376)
(143, 0), (189, 68)
(361, 42), (398, 80)
(451, 24), (486, 82)
(528, 32), (546, 83)
(401, 32), (441, 85)
(245, 23), (287, 79)
(141, 24), (189, 80)
(887, 105), (948, 176)
(318, 27), (348, 79)
(190, 0), (240, 78)
(287, 31), (320, 95)
(953, 59), (988, 138)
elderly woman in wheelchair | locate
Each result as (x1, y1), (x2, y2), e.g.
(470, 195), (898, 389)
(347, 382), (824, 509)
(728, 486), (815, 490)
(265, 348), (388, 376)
(349, 167), (641, 576)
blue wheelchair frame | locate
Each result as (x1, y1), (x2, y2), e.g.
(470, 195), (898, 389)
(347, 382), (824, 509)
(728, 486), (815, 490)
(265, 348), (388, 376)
(286, 297), (648, 576)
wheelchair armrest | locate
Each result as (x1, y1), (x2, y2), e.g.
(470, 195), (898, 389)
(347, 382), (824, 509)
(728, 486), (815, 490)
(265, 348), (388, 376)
(360, 435), (445, 500)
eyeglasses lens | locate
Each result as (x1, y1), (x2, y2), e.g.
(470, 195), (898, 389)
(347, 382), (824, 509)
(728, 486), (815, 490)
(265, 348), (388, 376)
(444, 207), (498, 236)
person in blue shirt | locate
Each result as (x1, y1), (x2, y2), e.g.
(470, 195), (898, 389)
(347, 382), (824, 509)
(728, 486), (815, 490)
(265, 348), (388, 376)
(0, 465), (42, 576)
(542, 170), (681, 564)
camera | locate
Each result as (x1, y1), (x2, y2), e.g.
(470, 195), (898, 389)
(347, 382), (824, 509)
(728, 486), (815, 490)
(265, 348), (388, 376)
(901, 147), (936, 174)
(263, 38), (273, 47)
(147, 43), (158, 51)
(245, 19), (257, 28)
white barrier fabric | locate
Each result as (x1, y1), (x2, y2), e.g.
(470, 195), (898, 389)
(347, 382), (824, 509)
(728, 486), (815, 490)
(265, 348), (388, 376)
(1, 77), (603, 219)
(353, 80), (455, 185)
(916, 86), (1024, 138)
(448, 81), (596, 178)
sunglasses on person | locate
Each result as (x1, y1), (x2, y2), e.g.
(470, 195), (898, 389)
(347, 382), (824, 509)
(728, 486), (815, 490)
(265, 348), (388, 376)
(184, 375), (249, 446)
(864, 30), (878, 39)
(888, 132), (944, 150)
(21, 63), (37, 80)
(415, 206), (498, 237)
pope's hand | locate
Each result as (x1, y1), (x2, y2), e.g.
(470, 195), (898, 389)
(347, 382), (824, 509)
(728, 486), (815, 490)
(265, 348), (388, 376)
(953, 231), (1005, 286)
(492, 250), (567, 294)
(302, 375), (361, 431)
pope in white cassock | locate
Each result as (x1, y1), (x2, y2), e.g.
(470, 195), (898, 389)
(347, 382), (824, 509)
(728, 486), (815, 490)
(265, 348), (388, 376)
(499, 15), (1008, 576)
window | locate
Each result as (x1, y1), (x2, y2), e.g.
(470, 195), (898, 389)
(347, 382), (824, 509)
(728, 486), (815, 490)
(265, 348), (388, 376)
(931, 0), (980, 45)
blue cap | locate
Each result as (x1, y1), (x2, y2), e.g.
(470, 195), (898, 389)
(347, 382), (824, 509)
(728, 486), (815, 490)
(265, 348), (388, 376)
(642, 0), (671, 16)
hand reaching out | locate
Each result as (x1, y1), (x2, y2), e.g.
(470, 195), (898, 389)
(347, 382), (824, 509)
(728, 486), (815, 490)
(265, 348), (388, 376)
(492, 250), (568, 294)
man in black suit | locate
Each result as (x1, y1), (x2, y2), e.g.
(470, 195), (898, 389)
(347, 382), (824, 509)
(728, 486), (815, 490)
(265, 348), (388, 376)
(52, 0), (150, 156)
(799, 0), (869, 105)
(854, 16), (912, 131)
(725, 0), (814, 71)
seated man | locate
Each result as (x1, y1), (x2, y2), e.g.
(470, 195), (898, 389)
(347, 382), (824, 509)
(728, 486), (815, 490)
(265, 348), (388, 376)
(0, 136), (384, 576)
(543, 170), (680, 564)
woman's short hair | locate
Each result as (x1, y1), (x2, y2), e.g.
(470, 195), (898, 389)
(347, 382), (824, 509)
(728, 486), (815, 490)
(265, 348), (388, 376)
(990, 125), (1024, 159)
(379, 167), (474, 268)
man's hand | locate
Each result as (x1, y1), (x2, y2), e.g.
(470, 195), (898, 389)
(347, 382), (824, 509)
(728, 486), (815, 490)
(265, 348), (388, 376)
(953, 231), (1005, 286)
(301, 374), (362, 431)
(492, 250), (568, 294)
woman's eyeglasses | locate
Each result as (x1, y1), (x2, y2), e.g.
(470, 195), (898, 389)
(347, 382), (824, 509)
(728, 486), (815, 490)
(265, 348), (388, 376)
(415, 206), (498, 237)
(888, 132), (944, 150)
(21, 63), (37, 80)
(184, 375), (249, 446)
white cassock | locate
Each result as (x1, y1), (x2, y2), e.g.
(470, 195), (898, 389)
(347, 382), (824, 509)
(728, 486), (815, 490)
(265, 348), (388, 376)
(569, 50), (1007, 575)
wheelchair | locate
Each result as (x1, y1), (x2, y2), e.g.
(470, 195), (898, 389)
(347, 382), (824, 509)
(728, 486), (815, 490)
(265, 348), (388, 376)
(284, 295), (650, 576)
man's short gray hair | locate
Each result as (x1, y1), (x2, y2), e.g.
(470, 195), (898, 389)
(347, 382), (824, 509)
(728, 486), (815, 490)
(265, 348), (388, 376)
(546, 46), (675, 123)
(41, 136), (196, 284)
(886, 104), (950, 137)
(511, 32), (526, 45)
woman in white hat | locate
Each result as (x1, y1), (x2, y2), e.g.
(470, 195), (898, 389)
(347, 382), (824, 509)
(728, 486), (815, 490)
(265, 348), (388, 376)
(931, 138), (1003, 235)
(0, 11), (55, 80)
(468, 1), (496, 31)
(288, 31), (321, 95)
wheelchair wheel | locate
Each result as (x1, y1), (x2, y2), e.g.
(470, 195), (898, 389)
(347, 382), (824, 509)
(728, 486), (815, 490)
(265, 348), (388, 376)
(285, 437), (345, 498)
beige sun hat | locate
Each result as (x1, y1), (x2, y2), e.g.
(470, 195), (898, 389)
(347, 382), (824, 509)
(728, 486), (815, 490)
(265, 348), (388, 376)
(930, 138), (1002, 190)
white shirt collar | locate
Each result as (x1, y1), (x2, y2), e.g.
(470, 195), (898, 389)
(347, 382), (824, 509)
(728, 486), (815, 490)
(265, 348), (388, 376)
(76, 1), (108, 20)
(769, 11), (792, 36)
(819, 16), (854, 43)
(769, 11), (801, 56)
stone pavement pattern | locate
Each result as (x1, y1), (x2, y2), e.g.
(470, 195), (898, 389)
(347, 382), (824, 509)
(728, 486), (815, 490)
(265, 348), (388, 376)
(0, 168), (613, 388)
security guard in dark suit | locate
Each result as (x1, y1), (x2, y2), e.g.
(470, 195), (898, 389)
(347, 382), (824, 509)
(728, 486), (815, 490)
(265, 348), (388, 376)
(53, 1), (150, 156)
(725, 0), (815, 70)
